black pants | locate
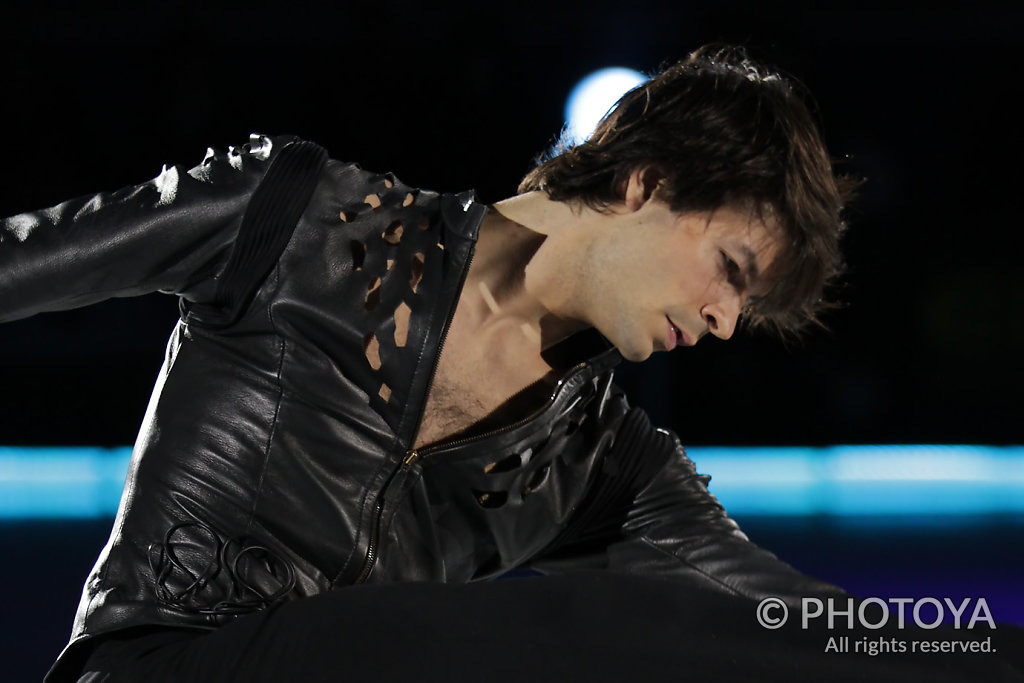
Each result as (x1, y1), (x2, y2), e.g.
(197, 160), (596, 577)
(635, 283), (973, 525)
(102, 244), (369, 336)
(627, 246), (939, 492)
(76, 573), (1023, 682)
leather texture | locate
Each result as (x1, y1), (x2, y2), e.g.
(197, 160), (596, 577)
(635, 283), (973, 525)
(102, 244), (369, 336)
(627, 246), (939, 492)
(1, 134), (846, 681)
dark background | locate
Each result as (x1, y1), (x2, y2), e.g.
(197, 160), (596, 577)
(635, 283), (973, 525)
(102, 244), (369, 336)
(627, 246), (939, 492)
(2, 2), (1023, 448)
(1, 2), (1022, 681)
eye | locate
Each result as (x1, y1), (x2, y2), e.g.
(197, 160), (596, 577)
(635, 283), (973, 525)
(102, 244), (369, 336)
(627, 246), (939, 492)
(720, 250), (745, 290)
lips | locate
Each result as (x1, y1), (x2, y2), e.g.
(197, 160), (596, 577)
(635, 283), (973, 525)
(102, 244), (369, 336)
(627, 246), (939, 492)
(666, 317), (681, 351)
(666, 316), (692, 350)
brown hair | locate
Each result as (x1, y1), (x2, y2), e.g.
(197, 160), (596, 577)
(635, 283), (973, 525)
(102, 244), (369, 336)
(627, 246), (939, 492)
(519, 44), (860, 335)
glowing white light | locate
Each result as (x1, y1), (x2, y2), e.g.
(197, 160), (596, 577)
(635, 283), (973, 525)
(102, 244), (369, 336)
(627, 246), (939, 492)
(154, 164), (179, 207)
(563, 67), (648, 146)
(5, 214), (38, 242)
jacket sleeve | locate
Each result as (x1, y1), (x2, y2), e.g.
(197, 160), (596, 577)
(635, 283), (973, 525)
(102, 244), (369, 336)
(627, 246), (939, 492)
(0, 134), (291, 323)
(529, 408), (847, 607)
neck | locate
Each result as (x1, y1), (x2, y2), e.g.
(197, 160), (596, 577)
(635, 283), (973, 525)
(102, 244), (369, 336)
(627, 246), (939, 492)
(463, 193), (591, 351)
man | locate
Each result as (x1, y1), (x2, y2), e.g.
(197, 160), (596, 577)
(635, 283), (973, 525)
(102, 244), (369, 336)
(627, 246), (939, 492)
(4, 46), (860, 681)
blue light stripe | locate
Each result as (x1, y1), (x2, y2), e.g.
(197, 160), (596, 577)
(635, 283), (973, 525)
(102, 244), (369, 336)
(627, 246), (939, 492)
(688, 445), (1024, 516)
(0, 447), (132, 519)
(1, 445), (1023, 519)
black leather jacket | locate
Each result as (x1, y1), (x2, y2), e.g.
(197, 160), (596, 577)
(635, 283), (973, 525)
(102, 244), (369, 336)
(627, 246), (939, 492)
(0, 135), (845, 680)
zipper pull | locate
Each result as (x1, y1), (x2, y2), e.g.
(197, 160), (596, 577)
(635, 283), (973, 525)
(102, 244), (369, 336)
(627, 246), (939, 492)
(401, 450), (421, 470)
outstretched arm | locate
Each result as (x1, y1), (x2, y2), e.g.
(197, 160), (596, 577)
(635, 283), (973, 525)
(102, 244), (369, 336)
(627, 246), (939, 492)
(0, 134), (290, 323)
(530, 407), (846, 606)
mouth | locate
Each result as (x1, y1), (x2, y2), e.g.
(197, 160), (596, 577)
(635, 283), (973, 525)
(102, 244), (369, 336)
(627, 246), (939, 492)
(666, 317), (691, 350)
(663, 317), (696, 350)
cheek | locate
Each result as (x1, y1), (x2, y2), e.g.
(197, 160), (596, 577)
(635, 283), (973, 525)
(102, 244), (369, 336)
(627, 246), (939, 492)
(664, 235), (716, 291)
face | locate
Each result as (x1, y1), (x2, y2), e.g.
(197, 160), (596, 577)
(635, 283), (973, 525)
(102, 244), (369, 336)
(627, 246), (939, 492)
(572, 199), (779, 362)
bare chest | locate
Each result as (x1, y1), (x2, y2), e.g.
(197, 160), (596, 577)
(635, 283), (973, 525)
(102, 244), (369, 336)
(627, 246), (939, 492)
(413, 364), (496, 450)
(412, 329), (554, 450)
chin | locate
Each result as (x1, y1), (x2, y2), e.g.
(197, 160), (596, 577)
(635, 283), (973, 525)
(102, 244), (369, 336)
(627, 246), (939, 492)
(616, 339), (654, 363)
(598, 320), (654, 362)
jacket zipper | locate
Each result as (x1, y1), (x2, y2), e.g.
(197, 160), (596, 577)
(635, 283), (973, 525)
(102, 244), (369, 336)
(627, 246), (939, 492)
(354, 350), (605, 584)
(353, 244), (476, 585)
(400, 359), (590, 471)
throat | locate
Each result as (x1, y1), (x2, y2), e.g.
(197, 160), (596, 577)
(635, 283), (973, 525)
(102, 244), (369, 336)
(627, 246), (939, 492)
(410, 208), (602, 450)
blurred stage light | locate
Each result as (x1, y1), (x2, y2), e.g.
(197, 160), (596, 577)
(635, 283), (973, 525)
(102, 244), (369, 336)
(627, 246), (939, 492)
(690, 445), (1024, 517)
(563, 67), (647, 146)
(1, 445), (1023, 519)
(0, 447), (132, 519)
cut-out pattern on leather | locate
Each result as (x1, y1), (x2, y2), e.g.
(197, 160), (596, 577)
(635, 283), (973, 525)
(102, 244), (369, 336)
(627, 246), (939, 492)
(350, 240), (366, 270)
(364, 333), (381, 371)
(397, 365), (622, 580)
(410, 252), (425, 293)
(394, 302), (411, 348)
(365, 277), (382, 311)
(484, 453), (524, 474)
(328, 169), (462, 420)
(473, 489), (509, 509)
(382, 221), (403, 245)
(449, 388), (597, 511)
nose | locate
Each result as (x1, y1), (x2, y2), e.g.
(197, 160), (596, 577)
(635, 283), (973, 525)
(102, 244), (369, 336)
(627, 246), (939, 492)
(701, 297), (741, 340)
